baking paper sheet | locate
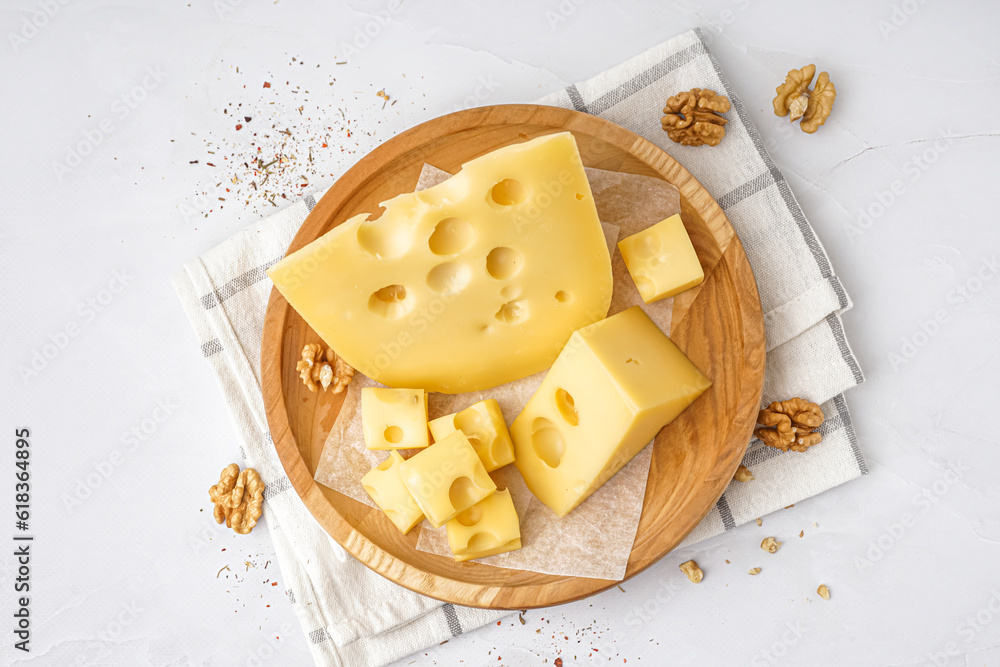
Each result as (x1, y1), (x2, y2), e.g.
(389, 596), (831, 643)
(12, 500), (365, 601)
(313, 164), (681, 581)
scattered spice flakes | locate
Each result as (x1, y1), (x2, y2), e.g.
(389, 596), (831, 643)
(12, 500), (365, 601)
(799, 530), (805, 538)
(785, 504), (795, 509)
(217, 565), (230, 578)
(555, 659), (563, 667)
(236, 124), (243, 131)
(263, 81), (271, 88)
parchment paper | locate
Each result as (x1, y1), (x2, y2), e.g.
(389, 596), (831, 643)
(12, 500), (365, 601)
(314, 165), (682, 581)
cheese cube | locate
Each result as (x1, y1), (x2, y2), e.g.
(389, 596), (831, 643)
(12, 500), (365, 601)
(618, 214), (704, 303)
(267, 132), (613, 393)
(361, 451), (424, 535)
(428, 399), (514, 472)
(398, 431), (497, 527)
(361, 387), (429, 450)
(446, 489), (521, 562)
(512, 306), (711, 517)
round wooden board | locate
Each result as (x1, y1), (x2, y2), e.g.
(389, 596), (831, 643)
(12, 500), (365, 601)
(261, 104), (765, 609)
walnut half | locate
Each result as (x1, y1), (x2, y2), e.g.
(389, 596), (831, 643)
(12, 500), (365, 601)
(209, 463), (265, 535)
(755, 398), (825, 452)
(679, 559), (704, 583)
(297, 343), (354, 393)
(773, 64), (836, 134)
(661, 88), (731, 147)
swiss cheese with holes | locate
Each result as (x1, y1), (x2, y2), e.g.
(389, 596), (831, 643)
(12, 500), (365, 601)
(446, 488), (521, 562)
(428, 398), (514, 471)
(511, 306), (712, 517)
(267, 132), (613, 393)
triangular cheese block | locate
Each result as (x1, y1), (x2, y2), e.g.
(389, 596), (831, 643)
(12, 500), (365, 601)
(268, 132), (613, 393)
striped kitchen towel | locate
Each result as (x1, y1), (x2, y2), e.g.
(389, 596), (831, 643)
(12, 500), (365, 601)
(173, 27), (864, 667)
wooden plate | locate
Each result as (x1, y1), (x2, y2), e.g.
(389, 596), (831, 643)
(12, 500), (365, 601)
(261, 104), (765, 609)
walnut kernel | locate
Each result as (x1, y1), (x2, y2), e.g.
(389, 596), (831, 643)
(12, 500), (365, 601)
(817, 584), (831, 600)
(661, 88), (731, 147)
(679, 559), (704, 583)
(297, 343), (355, 393)
(733, 464), (754, 482)
(209, 464), (265, 535)
(755, 398), (825, 452)
(761, 536), (782, 554)
(749, 567), (761, 576)
(773, 64), (836, 134)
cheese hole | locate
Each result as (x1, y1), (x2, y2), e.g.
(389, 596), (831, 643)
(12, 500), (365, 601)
(576, 193), (586, 200)
(448, 477), (479, 512)
(362, 484), (380, 505)
(531, 417), (565, 468)
(357, 210), (410, 259)
(455, 504), (483, 527)
(384, 425), (404, 444)
(554, 388), (579, 426)
(554, 290), (572, 303)
(489, 179), (526, 206)
(486, 247), (523, 280)
(427, 261), (472, 294)
(495, 300), (527, 325)
(428, 217), (475, 255)
(466, 532), (500, 551)
(368, 285), (413, 320)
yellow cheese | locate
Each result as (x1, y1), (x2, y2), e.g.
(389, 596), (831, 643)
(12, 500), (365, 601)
(428, 399), (514, 472)
(398, 431), (497, 527)
(512, 306), (711, 517)
(267, 132), (613, 393)
(361, 387), (429, 450)
(446, 488), (521, 562)
(618, 214), (704, 303)
(361, 451), (424, 534)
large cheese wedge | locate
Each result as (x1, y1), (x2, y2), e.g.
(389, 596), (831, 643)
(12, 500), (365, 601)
(512, 306), (711, 517)
(267, 132), (613, 393)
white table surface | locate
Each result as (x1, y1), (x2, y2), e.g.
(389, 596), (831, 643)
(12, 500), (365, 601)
(3, 1), (999, 665)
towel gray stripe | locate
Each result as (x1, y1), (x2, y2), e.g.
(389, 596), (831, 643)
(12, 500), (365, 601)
(200, 256), (284, 309)
(716, 169), (776, 211)
(308, 628), (328, 644)
(263, 475), (291, 500)
(442, 603), (462, 636)
(580, 41), (706, 116)
(201, 339), (223, 357)
(716, 493), (736, 530)
(566, 84), (588, 113)
(286, 588), (296, 604)
(825, 313), (865, 386)
(829, 275), (850, 311)
(693, 29), (835, 283)
(304, 193), (317, 211)
(834, 393), (868, 475)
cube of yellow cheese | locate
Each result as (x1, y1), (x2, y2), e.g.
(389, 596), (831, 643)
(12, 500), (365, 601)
(361, 387), (429, 450)
(446, 489), (521, 562)
(361, 451), (424, 535)
(266, 132), (613, 393)
(512, 306), (712, 517)
(428, 399), (514, 472)
(618, 214), (704, 303)
(398, 431), (497, 527)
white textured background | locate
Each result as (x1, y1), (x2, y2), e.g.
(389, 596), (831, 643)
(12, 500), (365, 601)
(2, 1), (999, 665)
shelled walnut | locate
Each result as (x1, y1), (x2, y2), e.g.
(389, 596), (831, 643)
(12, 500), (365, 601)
(733, 464), (754, 482)
(773, 64), (837, 133)
(661, 88), (731, 147)
(761, 536), (782, 554)
(209, 463), (265, 535)
(754, 398), (825, 452)
(297, 343), (354, 393)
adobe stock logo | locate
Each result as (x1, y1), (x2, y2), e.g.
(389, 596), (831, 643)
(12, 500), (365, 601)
(7, 0), (71, 53)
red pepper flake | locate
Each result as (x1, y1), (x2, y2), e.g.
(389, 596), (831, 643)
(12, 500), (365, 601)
(555, 659), (563, 667)
(496, 621), (501, 626)
(271, 582), (278, 586)
(321, 143), (328, 148)
(263, 82), (271, 88)
(236, 124), (243, 131)
(206, 162), (216, 167)
(189, 160), (199, 164)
